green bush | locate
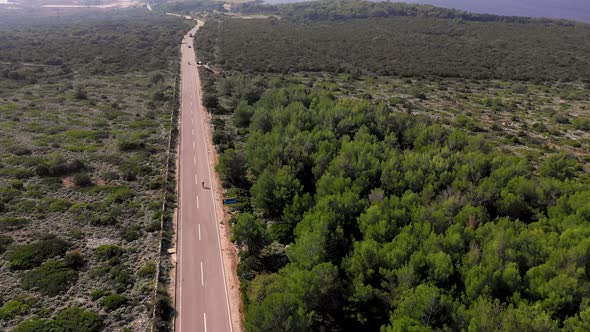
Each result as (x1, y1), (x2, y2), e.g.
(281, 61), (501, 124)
(11, 317), (50, 332)
(74, 86), (88, 100)
(121, 225), (142, 242)
(48, 199), (72, 212)
(64, 250), (85, 270)
(572, 117), (590, 131)
(73, 173), (93, 187)
(10, 199), (38, 215)
(94, 244), (124, 261)
(90, 289), (108, 301)
(11, 308), (102, 332)
(117, 139), (145, 151)
(101, 170), (119, 182)
(153, 286), (173, 331)
(0, 186), (21, 203)
(10, 179), (24, 190)
(21, 260), (78, 296)
(99, 293), (128, 311)
(0, 216), (29, 232)
(8, 235), (70, 270)
(106, 186), (134, 204)
(54, 307), (103, 331)
(0, 300), (30, 320)
(109, 265), (134, 293)
(0, 234), (13, 254)
(0, 167), (33, 179)
(137, 261), (157, 278)
(7, 146), (32, 156)
(146, 220), (161, 232)
(35, 153), (85, 177)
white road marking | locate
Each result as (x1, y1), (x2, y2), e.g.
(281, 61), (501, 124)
(200, 261), (204, 286)
(194, 174), (198, 185)
(178, 183), (183, 332)
(203, 313), (208, 332)
(196, 195), (200, 209)
(197, 95), (234, 332)
(192, 140), (195, 149)
(198, 224), (201, 240)
(194, 156), (197, 165)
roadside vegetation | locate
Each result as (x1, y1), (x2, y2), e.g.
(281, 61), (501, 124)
(0, 10), (188, 331)
(197, 1), (590, 330)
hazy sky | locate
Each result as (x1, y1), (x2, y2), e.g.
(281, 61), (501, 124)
(264, 0), (590, 23)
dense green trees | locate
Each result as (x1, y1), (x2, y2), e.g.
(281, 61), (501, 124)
(197, 12), (590, 81)
(214, 80), (590, 330)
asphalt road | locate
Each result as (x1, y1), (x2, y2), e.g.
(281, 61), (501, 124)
(175, 22), (233, 332)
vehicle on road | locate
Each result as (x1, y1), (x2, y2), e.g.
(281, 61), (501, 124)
(197, 61), (203, 65)
(188, 45), (192, 48)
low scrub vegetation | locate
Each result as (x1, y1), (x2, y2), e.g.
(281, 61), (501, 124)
(99, 293), (128, 311)
(198, 5), (590, 81)
(0, 10), (187, 331)
(11, 307), (103, 332)
(8, 235), (70, 270)
(21, 260), (78, 297)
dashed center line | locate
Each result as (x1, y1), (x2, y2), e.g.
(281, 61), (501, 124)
(194, 174), (198, 185)
(196, 195), (200, 209)
(198, 224), (201, 241)
(200, 261), (204, 287)
(203, 313), (207, 332)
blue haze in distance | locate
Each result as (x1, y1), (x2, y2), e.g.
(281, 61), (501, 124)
(264, 0), (590, 23)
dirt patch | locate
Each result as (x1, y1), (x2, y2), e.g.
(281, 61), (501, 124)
(62, 176), (74, 188)
(86, 237), (116, 249)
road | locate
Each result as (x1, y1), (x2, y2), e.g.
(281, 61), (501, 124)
(176, 22), (233, 332)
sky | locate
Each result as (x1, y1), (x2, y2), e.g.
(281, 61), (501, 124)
(264, 0), (590, 23)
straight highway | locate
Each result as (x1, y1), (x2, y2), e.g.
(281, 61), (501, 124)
(175, 22), (233, 332)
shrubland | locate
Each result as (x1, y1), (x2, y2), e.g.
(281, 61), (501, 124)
(0, 9), (188, 331)
(197, 7), (590, 81)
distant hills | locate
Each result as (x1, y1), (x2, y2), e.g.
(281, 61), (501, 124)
(264, 0), (590, 23)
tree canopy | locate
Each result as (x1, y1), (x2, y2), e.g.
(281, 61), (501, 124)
(212, 80), (590, 331)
